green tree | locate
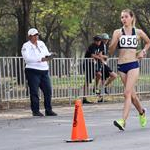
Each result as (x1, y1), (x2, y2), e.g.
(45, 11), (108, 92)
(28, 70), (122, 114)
(30, 0), (90, 57)
(0, 0), (33, 56)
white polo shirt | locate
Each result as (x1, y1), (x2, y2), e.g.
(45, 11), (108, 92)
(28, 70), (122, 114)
(21, 40), (51, 70)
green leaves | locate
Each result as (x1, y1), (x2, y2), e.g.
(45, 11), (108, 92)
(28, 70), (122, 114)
(31, 0), (90, 39)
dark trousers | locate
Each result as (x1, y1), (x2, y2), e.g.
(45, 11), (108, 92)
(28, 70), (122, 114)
(25, 68), (52, 113)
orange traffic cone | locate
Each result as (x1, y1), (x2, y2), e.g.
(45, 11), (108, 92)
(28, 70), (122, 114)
(66, 99), (93, 142)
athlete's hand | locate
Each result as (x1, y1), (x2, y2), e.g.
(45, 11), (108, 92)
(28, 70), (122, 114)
(136, 50), (145, 60)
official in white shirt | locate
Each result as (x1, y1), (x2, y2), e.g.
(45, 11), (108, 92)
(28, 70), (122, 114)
(21, 28), (57, 116)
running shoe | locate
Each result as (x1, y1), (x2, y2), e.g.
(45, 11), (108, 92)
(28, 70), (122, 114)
(139, 109), (147, 128)
(113, 119), (125, 131)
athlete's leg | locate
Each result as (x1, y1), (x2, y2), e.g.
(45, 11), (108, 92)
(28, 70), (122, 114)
(131, 89), (144, 114)
(131, 87), (147, 127)
(122, 68), (139, 120)
(118, 71), (128, 120)
(113, 71), (126, 130)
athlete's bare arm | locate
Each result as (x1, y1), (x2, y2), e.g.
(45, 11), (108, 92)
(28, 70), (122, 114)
(136, 29), (150, 59)
(109, 29), (121, 55)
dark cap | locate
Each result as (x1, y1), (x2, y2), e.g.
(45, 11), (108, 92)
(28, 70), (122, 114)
(93, 35), (102, 41)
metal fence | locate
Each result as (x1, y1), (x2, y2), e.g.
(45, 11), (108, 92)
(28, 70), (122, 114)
(0, 57), (150, 102)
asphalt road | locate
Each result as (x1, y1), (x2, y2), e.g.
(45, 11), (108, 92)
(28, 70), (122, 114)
(0, 101), (150, 150)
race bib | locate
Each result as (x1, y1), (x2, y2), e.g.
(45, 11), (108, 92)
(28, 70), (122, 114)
(119, 35), (138, 48)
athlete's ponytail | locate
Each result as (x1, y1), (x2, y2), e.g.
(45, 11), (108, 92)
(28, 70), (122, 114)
(122, 9), (136, 27)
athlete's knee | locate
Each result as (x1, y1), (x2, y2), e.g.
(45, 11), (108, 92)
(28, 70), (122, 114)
(124, 90), (132, 98)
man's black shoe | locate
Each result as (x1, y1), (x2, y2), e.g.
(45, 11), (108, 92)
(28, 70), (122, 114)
(104, 87), (109, 94)
(32, 111), (44, 117)
(83, 97), (92, 104)
(45, 110), (57, 116)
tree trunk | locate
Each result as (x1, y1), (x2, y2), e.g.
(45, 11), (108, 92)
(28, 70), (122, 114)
(14, 0), (32, 84)
(15, 0), (32, 56)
